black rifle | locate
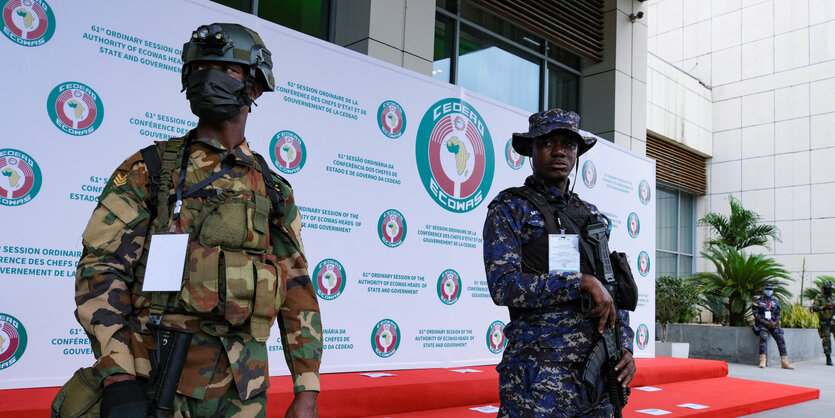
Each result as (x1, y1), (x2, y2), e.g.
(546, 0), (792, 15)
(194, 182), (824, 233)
(148, 323), (193, 418)
(580, 222), (629, 418)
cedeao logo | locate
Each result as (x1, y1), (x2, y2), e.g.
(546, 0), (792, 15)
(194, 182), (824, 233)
(371, 319), (400, 358)
(436, 269), (462, 305)
(47, 82), (105, 136)
(638, 179), (651, 205)
(1, 0), (55, 47)
(313, 258), (346, 301)
(627, 212), (640, 238)
(636, 324), (649, 350)
(377, 100), (406, 139)
(582, 160), (596, 188)
(486, 320), (507, 354)
(0, 148), (42, 206)
(416, 98), (494, 213)
(269, 130), (306, 174)
(504, 138), (524, 170)
(0, 313), (27, 370)
(637, 251), (650, 277)
(377, 209), (406, 248)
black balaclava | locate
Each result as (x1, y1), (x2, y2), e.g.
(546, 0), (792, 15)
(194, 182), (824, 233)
(185, 68), (253, 122)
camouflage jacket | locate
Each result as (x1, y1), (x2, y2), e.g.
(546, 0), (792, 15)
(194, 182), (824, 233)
(752, 295), (781, 327)
(483, 175), (633, 363)
(811, 293), (834, 323)
(75, 132), (322, 400)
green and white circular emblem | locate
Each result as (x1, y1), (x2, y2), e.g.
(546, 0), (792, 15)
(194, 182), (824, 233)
(0, 148), (42, 206)
(371, 319), (401, 358)
(415, 98), (494, 213)
(0, 313), (28, 370)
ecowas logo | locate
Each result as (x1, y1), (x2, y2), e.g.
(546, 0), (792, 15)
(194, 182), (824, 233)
(635, 324), (649, 350)
(486, 320), (507, 354)
(416, 98), (494, 213)
(269, 130), (306, 174)
(638, 179), (651, 205)
(377, 100), (406, 139)
(1, 0), (55, 47)
(0, 313), (27, 370)
(504, 138), (524, 170)
(371, 319), (400, 358)
(637, 251), (650, 277)
(582, 160), (597, 188)
(436, 269), (462, 305)
(313, 259), (346, 300)
(0, 148), (41, 206)
(627, 212), (641, 238)
(47, 82), (104, 136)
(377, 209), (406, 248)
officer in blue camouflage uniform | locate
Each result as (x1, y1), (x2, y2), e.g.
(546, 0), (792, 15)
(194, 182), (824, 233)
(483, 109), (635, 417)
(753, 284), (794, 369)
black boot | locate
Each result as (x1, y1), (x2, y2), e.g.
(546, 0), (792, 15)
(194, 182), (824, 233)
(827, 354), (832, 366)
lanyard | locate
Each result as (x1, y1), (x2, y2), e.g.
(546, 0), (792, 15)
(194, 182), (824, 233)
(171, 142), (235, 227)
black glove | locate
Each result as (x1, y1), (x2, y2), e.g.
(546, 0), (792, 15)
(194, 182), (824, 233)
(100, 379), (149, 418)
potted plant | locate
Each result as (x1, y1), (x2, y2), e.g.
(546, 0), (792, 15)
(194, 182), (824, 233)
(655, 275), (700, 357)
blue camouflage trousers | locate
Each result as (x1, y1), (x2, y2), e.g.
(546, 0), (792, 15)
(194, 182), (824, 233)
(758, 326), (788, 356)
(497, 360), (613, 417)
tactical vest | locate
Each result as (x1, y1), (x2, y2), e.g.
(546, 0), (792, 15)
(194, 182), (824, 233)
(506, 186), (638, 314)
(137, 136), (287, 342)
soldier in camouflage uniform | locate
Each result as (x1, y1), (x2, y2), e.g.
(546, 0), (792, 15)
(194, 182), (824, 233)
(752, 284), (793, 369)
(75, 23), (322, 417)
(810, 280), (835, 365)
(483, 109), (635, 417)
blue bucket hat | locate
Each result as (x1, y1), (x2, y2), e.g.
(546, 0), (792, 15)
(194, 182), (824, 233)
(512, 109), (596, 157)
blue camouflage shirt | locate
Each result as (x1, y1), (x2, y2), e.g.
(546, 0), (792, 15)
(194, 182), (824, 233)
(483, 175), (633, 363)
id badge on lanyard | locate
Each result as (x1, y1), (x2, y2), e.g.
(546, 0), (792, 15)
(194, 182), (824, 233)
(143, 233), (189, 291)
(549, 234), (580, 275)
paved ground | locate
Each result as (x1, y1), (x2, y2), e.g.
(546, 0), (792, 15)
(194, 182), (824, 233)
(727, 355), (834, 416)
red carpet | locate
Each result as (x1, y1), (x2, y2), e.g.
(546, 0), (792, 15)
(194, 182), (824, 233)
(0, 358), (818, 417)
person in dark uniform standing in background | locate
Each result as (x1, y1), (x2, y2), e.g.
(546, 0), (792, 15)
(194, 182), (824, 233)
(810, 280), (835, 366)
(753, 284), (794, 369)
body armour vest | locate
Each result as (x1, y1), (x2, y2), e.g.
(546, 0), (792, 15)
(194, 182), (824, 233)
(136, 137), (287, 342)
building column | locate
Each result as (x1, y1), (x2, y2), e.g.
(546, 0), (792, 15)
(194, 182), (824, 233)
(332, 0), (435, 76)
(581, 0), (648, 156)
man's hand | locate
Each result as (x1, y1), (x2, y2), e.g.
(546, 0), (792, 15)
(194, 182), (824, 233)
(614, 349), (636, 388)
(579, 273), (615, 333)
(767, 321), (777, 329)
(285, 391), (319, 418)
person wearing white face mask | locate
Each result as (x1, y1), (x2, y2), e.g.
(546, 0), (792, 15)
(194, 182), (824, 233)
(752, 284), (794, 369)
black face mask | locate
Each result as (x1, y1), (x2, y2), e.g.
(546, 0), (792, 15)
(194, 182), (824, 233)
(185, 69), (252, 122)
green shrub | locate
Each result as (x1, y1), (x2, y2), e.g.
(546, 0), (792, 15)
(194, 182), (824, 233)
(691, 246), (792, 326)
(781, 302), (819, 329)
(656, 276), (700, 341)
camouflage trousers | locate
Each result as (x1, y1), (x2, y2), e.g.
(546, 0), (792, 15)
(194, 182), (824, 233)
(162, 341), (267, 418)
(169, 387), (266, 418)
(758, 326), (787, 356)
(497, 360), (613, 417)
(820, 321), (833, 355)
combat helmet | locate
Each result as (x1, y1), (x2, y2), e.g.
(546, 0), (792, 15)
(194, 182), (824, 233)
(824, 280), (834, 295)
(181, 23), (275, 93)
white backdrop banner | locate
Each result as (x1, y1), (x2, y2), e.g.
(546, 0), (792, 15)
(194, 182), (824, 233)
(0, 0), (655, 389)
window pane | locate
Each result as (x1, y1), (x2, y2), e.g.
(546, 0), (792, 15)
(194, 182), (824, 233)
(548, 64), (579, 113)
(258, 0), (329, 40)
(656, 251), (677, 278)
(460, 1), (544, 53)
(656, 187), (677, 252)
(679, 192), (694, 254)
(678, 255), (693, 278)
(433, 15), (455, 83)
(548, 44), (580, 70)
(210, 0), (252, 13)
(458, 26), (540, 113)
